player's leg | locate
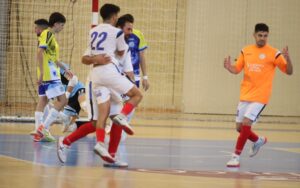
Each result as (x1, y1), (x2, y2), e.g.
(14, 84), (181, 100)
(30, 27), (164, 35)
(37, 81), (67, 141)
(92, 65), (142, 135)
(92, 86), (115, 163)
(57, 84), (95, 163)
(227, 102), (266, 167)
(32, 84), (48, 141)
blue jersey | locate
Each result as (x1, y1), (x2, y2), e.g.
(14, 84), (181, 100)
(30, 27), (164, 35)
(126, 29), (147, 81)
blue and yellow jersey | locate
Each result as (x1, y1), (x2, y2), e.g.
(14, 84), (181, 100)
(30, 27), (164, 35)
(126, 29), (148, 79)
(37, 29), (61, 81)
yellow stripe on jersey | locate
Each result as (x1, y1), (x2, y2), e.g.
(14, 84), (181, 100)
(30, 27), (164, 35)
(37, 29), (60, 81)
(133, 29), (147, 51)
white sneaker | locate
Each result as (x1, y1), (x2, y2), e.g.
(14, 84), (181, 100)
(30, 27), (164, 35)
(113, 114), (134, 135)
(226, 153), (240, 167)
(249, 136), (267, 157)
(94, 142), (115, 163)
(103, 159), (128, 168)
(57, 137), (67, 163)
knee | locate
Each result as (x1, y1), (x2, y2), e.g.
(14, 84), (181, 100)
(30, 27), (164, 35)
(242, 118), (252, 126)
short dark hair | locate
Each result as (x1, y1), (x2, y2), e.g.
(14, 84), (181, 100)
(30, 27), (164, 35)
(34, 19), (49, 28)
(255, 23), (269, 33)
(49, 12), (66, 27)
(100, 4), (120, 20)
(116, 14), (134, 28)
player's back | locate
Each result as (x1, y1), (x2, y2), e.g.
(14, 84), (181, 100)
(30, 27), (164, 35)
(89, 23), (126, 64)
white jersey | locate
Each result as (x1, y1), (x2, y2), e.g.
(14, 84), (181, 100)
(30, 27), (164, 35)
(87, 23), (128, 66)
(117, 49), (133, 73)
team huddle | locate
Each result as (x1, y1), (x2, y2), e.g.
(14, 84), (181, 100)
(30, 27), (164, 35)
(31, 3), (293, 168)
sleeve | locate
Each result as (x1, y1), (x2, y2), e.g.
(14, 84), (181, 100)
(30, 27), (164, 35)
(39, 30), (48, 49)
(234, 51), (245, 73)
(274, 51), (287, 73)
(135, 29), (148, 51)
(116, 30), (128, 52)
(83, 47), (92, 56)
(122, 50), (133, 72)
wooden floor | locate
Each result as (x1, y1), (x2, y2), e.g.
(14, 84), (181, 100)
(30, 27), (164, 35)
(0, 114), (300, 188)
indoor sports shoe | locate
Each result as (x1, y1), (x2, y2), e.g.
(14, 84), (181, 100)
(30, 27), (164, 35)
(29, 130), (38, 136)
(37, 125), (56, 142)
(249, 136), (267, 157)
(94, 142), (115, 163)
(113, 114), (134, 135)
(226, 153), (240, 168)
(103, 159), (128, 168)
(33, 134), (42, 142)
(57, 137), (67, 163)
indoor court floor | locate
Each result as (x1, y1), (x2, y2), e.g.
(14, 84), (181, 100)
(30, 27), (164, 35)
(0, 114), (299, 188)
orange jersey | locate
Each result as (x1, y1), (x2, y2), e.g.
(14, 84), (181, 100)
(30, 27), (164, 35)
(234, 44), (287, 104)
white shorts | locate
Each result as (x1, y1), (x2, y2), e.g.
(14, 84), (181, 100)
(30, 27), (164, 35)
(236, 101), (266, 124)
(38, 80), (65, 99)
(86, 81), (124, 121)
(90, 63), (134, 96)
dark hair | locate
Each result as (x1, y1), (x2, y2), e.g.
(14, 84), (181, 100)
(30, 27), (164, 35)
(255, 23), (269, 33)
(116, 14), (134, 28)
(34, 19), (49, 27)
(49, 12), (66, 27)
(100, 4), (120, 20)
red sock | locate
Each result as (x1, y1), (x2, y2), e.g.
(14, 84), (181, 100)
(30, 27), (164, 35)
(63, 121), (95, 146)
(96, 128), (105, 143)
(121, 102), (135, 116)
(234, 125), (251, 155)
(108, 123), (123, 157)
(248, 130), (259, 142)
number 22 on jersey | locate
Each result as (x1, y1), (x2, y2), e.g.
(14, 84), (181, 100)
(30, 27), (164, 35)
(91, 32), (107, 51)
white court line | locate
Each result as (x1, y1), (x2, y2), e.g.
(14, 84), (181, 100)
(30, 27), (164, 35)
(0, 154), (51, 167)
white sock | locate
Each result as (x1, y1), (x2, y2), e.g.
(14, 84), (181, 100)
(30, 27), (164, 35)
(43, 108), (59, 129)
(34, 111), (44, 130)
(43, 104), (50, 121)
(59, 111), (69, 122)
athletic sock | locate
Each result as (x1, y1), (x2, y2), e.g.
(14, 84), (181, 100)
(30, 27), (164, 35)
(248, 130), (259, 142)
(96, 128), (105, 143)
(43, 108), (59, 129)
(108, 123), (123, 157)
(63, 121), (95, 146)
(121, 102), (135, 116)
(234, 125), (251, 155)
(34, 111), (44, 130)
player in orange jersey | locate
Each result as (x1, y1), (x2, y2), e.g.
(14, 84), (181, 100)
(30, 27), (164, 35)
(223, 23), (293, 167)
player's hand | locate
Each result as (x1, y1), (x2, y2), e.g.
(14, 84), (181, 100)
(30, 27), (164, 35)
(93, 54), (111, 65)
(282, 46), (290, 61)
(223, 56), (232, 70)
(142, 79), (150, 91)
(37, 74), (43, 85)
(64, 69), (73, 79)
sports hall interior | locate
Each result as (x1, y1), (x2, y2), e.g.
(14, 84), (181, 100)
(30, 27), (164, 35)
(0, 0), (299, 188)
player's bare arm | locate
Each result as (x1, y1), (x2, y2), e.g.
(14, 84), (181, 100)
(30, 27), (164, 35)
(139, 51), (150, 91)
(223, 56), (239, 74)
(81, 54), (111, 65)
(57, 61), (73, 78)
(36, 48), (44, 85)
(282, 46), (293, 75)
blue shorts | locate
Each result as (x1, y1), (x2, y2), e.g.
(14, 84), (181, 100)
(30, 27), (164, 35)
(38, 80), (65, 99)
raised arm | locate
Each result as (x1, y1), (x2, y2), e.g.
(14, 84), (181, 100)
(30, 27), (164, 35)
(223, 56), (239, 74)
(282, 46), (293, 75)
